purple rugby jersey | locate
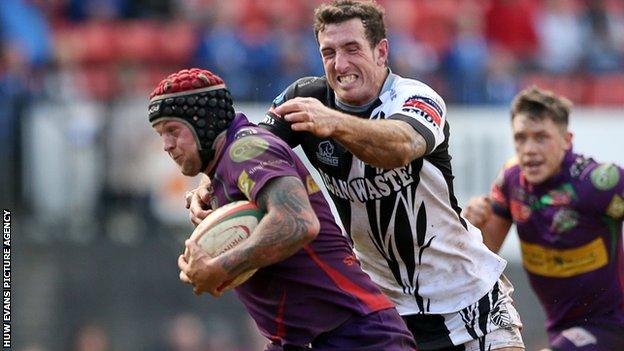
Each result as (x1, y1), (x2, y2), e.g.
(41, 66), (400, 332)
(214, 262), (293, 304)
(210, 114), (395, 346)
(490, 149), (624, 347)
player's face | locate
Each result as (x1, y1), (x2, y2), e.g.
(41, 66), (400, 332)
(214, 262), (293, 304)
(512, 113), (572, 185)
(154, 120), (202, 176)
(318, 18), (388, 106)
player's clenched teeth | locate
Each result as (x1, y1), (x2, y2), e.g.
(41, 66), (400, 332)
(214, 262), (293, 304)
(338, 74), (357, 84)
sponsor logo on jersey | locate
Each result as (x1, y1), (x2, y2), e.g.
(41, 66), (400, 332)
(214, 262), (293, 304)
(520, 237), (608, 278)
(305, 175), (321, 195)
(544, 184), (577, 206)
(510, 200), (531, 222)
(316, 141), (339, 166)
(531, 183), (577, 210)
(550, 208), (579, 234)
(590, 163), (620, 190)
(237, 171), (255, 199)
(401, 95), (443, 128)
(229, 136), (269, 163)
(569, 156), (592, 178)
(317, 165), (414, 202)
(246, 159), (291, 176)
(389, 88), (397, 101)
(491, 185), (507, 206)
(262, 114), (275, 126)
(234, 128), (258, 140)
(606, 194), (624, 219)
(561, 327), (597, 347)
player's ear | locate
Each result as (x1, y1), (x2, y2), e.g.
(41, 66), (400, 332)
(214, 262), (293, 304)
(564, 131), (573, 150)
(375, 39), (389, 66)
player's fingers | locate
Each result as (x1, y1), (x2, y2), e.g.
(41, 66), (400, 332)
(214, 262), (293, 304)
(197, 186), (212, 205)
(189, 200), (210, 225)
(189, 210), (204, 227)
(179, 270), (192, 284)
(185, 239), (197, 253)
(273, 99), (306, 116)
(178, 254), (189, 271)
(290, 121), (316, 133)
(283, 111), (310, 123)
(185, 190), (195, 209)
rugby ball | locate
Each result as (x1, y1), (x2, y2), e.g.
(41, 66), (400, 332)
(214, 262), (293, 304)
(188, 200), (264, 291)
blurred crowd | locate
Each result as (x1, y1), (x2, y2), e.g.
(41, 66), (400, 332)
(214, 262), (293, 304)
(1, 0), (624, 106)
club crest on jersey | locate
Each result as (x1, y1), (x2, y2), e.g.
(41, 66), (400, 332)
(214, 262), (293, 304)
(316, 141), (339, 166)
(401, 95), (443, 128)
(234, 128), (257, 139)
(590, 163), (620, 190)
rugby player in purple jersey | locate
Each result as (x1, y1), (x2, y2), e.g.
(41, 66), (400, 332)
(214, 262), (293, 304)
(148, 68), (416, 351)
(464, 86), (624, 351)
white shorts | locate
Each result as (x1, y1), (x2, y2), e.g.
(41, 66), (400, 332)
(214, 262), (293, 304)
(403, 275), (525, 350)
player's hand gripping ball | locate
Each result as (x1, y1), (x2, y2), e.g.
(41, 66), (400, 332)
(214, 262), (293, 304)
(188, 201), (264, 291)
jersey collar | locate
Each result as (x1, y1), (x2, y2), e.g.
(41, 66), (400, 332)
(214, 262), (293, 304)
(334, 68), (398, 113)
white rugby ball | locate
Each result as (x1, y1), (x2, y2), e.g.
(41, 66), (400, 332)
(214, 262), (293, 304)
(189, 200), (264, 291)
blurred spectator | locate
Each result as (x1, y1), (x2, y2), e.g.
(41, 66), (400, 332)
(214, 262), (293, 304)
(160, 313), (209, 351)
(579, 0), (624, 73)
(486, 47), (519, 104)
(193, 0), (281, 101)
(65, 0), (129, 22)
(267, 0), (325, 92)
(385, 0), (439, 80)
(535, 0), (584, 73)
(0, 0), (51, 208)
(485, 0), (538, 68)
(0, 0), (52, 67)
(72, 324), (110, 351)
(443, 0), (489, 103)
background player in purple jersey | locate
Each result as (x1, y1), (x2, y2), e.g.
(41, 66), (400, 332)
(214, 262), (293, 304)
(463, 86), (624, 351)
(148, 68), (416, 351)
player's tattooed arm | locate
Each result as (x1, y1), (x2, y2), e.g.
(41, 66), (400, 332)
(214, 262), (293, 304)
(215, 176), (320, 278)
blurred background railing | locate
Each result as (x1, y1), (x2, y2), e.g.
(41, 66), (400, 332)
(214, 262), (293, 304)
(2, 0), (624, 350)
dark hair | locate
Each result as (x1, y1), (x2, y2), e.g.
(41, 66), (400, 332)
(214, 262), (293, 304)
(511, 86), (572, 129)
(313, 0), (387, 48)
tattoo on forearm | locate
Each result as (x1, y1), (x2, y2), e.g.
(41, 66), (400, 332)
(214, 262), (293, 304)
(218, 176), (316, 277)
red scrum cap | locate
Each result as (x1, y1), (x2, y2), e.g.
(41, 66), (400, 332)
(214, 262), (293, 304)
(148, 68), (235, 169)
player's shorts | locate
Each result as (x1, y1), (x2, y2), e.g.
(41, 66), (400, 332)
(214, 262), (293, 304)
(403, 275), (525, 350)
(548, 321), (624, 351)
(264, 307), (416, 351)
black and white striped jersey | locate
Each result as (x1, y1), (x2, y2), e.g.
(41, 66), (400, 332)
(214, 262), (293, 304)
(260, 72), (506, 315)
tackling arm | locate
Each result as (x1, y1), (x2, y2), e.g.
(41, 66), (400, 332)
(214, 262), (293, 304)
(274, 97), (426, 169)
(331, 113), (427, 168)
